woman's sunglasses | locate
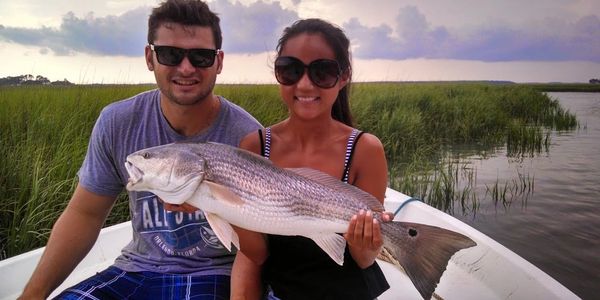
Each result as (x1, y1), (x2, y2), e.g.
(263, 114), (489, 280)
(150, 44), (220, 68)
(274, 56), (342, 89)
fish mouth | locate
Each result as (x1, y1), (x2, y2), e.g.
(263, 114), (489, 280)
(125, 161), (144, 189)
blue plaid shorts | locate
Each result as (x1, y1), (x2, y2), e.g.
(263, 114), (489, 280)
(53, 266), (230, 300)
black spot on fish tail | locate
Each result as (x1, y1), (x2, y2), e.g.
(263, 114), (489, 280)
(408, 227), (418, 237)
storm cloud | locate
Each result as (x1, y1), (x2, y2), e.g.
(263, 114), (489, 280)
(345, 6), (600, 62)
(0, 7), (149, 56)
(212, 0), (298, 53)
(0, 2), (598, 62)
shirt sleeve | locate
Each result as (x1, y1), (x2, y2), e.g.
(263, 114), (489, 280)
(77, 108), (124, 197)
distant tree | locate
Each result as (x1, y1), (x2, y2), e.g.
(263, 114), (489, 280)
(0, 74), (68, 86)
(35, 75), (50, 84)
(0, 76), (25, 85)
(51, 78), (74, 86)
(590, 78), (600, 84)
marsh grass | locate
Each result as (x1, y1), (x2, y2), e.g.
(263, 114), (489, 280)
(0, 82), (577, 258)
(0, 85), (153, 258)
(351, 83), (574, 214)
(485, 170), (534, 212)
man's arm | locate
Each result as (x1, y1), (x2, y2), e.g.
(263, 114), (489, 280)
(19, 184), (117, 299)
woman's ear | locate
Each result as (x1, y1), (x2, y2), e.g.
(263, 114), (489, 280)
(339, 67), (351, 88)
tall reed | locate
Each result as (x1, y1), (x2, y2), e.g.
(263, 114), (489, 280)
(0, 85), (153, 258)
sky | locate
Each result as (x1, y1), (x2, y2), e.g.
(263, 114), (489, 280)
(0, 0), (599, 84)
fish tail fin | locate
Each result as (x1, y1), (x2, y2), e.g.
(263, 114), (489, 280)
(381, 222), (476, 299)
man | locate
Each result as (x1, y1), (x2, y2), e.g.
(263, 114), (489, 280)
(19, 0), (261, 299)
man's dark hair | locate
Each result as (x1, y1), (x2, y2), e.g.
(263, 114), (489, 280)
(148, 0), (222, 49)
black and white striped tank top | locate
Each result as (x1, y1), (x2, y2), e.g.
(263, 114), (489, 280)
(258, 127), (364, 183)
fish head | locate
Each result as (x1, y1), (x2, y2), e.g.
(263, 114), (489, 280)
(125, 143), (208, 204)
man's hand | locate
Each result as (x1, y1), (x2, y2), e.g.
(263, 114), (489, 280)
(160, 199), (199, 213)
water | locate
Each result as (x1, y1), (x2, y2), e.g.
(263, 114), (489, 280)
(453, 92), (600, 299)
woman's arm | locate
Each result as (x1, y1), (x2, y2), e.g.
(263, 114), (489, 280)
(231, 253), (264, 300)
(343, 133), (389, 268)
(230, 229), (267, 300)
(230, 131), (269, 299)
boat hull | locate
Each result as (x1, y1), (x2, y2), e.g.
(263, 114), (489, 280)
(0, 188), (579, 299)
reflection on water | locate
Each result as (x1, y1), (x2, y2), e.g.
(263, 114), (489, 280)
(453, 93), (600, 299)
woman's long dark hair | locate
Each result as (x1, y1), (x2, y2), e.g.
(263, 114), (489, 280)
(276, 18), (353, 127)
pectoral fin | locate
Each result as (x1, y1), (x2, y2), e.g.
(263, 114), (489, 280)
(309, 234), (347, 266)
(205, 212), (240, 252)
(155, 177), (203, 205)
(204, 181), (245, 206)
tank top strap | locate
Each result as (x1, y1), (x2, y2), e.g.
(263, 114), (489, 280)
(261, 127), (272, 159)
(258, 129), (265, 157)
(342, 128), (364, 183)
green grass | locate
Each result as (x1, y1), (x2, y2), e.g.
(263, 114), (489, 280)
(0, 82), (578, 258)
(0, 85), (153, 259)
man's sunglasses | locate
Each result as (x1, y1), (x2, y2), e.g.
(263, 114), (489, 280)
(150, 44), (220, 68)
(274, 56), (342, 89)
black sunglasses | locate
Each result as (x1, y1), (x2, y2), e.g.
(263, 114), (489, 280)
(150, 44), (220, 68)
(274, 56), (342, 89)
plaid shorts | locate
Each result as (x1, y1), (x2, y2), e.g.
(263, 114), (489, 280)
(53, 266), (230, 300)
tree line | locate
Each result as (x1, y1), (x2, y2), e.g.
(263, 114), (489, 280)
(0, 74), (73, 86)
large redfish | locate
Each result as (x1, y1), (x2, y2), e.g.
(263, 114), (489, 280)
(125, 142), (476, 299)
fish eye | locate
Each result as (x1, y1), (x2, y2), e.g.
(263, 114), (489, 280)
(142, 152), (151, 159)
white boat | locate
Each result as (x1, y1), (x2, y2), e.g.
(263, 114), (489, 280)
(0, 188), (580, 300)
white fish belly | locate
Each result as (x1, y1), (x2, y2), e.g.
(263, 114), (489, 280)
(208, 201), (348, 236)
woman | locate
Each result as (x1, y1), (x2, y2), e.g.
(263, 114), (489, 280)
(231, 18), (390, 300)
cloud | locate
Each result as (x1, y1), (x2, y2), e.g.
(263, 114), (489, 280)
(211, 0), (299, 53)
(344, 6), (600, 62)
(0, 1), (297, 56)
(344, 18), (399, 59)
(0, 3), (598, 62)
(0, 7), (149, 56)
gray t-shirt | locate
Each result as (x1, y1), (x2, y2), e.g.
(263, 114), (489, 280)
(78, 89), (261, 275)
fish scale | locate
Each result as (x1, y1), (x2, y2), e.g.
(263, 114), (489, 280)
(204, 145), (357, 222)
(125, 142), (477, 299)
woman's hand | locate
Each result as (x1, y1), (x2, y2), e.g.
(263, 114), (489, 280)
(344, 209), (385, 269)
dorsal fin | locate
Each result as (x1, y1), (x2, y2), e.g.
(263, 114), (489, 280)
(287, 167), (385, 212)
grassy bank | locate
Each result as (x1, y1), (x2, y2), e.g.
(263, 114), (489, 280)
(524, 83), (600, 93)
(0, 82), (578, 258)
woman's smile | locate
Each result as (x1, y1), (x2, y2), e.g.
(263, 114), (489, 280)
(295, 96), (319, 102)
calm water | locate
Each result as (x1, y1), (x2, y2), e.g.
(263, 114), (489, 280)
(453, 92), (600, 299)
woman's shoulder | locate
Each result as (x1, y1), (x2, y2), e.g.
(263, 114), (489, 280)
(240, 129), (263, 154)
(352, 131), (386, 166)
(350, 131), (388, 201)
(355, 131), (384, 151)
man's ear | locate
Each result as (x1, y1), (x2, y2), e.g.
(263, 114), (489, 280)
(145, 45), (154, 71)
(216, 50), (224, 74)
